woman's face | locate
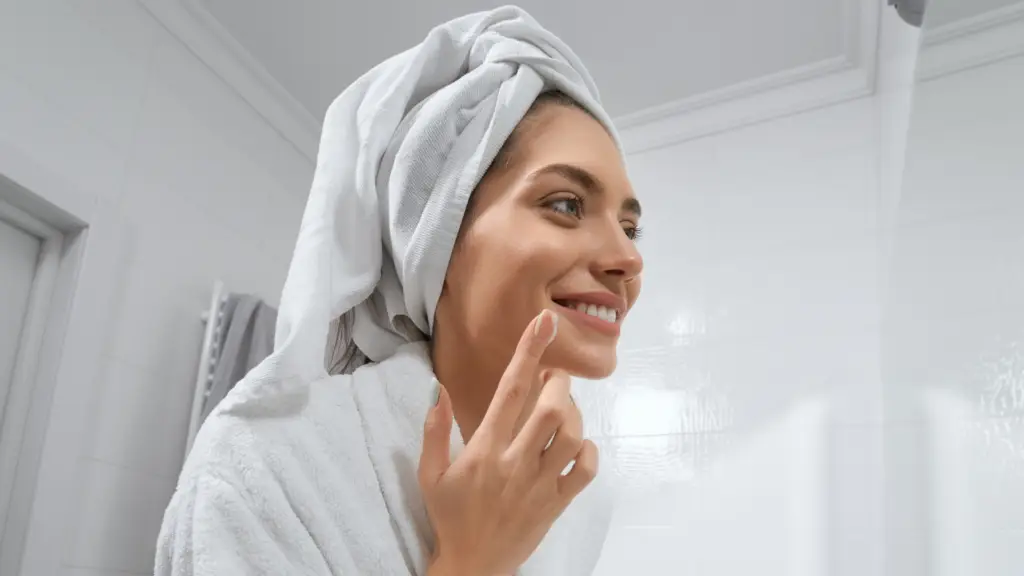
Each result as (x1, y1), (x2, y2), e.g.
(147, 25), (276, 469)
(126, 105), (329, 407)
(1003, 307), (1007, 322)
(437, 103), (643, 379)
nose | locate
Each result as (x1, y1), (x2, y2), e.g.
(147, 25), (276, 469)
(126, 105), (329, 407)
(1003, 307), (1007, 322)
(591, 225), (644, 282)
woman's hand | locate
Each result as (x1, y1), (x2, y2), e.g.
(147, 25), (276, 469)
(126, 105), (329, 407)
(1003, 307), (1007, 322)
(419, 310), (597, 576)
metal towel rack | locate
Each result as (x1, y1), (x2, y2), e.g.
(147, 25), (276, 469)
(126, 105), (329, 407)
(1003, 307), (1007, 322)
(185, 280), (228, 455)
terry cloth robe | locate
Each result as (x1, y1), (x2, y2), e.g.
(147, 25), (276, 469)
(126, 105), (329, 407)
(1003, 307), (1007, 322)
(155, 343), (612, 575)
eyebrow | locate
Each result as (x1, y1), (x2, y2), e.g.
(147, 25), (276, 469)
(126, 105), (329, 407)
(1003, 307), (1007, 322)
(531, 163), (642, 218)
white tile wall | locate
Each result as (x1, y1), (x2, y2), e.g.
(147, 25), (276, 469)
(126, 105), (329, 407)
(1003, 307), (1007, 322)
(881, 47), (1024, 576)
(0, 1), (311, 575)
(588, 9), (923, 574)
(581, 93), (883, 574)
(64, 459), (176, 573)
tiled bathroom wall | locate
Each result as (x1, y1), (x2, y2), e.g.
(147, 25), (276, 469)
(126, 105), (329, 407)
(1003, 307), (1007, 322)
(0, 1), (310, 574)
(585, 91), (883, 575)
(882, 30), (1024, 576)
(586, 10), (924, 575)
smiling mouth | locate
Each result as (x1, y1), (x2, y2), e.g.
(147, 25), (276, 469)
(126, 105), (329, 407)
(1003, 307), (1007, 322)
(553, 299), (620, 324)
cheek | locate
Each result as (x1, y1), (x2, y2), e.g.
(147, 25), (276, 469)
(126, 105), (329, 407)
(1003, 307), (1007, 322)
(447, 228), (571, 329)
(461, 232), (566, 298)
(461, 210), (570, 282)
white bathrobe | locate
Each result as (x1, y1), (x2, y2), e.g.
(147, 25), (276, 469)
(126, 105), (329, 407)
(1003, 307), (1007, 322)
(156, 343), (612, 575)
(156, 6), (619, 575)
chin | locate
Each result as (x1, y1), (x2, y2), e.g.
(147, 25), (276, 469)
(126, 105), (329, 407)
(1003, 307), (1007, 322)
(544, 342), (618, 380)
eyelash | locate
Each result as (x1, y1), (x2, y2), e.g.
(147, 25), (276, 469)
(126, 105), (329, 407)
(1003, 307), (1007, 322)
(544, 194), (643, 241)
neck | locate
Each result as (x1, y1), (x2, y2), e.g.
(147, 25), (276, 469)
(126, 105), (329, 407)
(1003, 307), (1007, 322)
(430, 332), (540, 441)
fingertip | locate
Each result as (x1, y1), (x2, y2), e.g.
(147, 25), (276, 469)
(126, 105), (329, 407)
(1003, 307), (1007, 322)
(425, 380), (451, 428)
(437, 385), (452, 418)
(430, 377), (441, 406)
(421, 383), (453, 488)
(557, 440), (599, 498)
(533, 309), (558, 347)
(583, 438), (599, 462)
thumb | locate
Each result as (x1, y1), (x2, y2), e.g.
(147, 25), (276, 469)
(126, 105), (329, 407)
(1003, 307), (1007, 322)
(418, 378), (453, 492)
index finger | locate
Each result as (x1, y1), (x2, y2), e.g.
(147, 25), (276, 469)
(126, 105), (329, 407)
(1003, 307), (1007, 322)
(478, 309), (558, 442)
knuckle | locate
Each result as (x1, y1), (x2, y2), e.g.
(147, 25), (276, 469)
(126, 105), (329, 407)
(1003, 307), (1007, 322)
(462, 453), (487, 475)
(497, 452), (517, 474)
(575, 457), (597, 483)
(561, 431), (584, 451)
(537, 405), (564, 427)
(558, 403), (577, 424)
(549, 371), (570, 389)
(501, 381), (526, 405)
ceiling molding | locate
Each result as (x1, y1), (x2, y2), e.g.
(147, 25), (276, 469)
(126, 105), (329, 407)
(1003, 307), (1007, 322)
(916, 2), (1024, 81)
(617, 0), (881, 154)
(139, 0), (322, 161)
(141, 0), (881, 161)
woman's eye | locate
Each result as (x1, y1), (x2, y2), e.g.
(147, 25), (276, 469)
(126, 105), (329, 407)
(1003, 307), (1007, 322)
(624, 225), (644, 241)
(547, 196), (584, 218)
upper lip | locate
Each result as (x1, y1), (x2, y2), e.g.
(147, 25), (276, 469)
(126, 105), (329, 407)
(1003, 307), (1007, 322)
(552, 291), (627, 315)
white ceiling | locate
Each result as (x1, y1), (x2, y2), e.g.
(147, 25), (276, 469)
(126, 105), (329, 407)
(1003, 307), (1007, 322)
(200, 0), (848, 122)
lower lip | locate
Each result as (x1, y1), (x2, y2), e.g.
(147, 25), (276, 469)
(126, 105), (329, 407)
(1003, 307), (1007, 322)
(555, 304), (621, 337)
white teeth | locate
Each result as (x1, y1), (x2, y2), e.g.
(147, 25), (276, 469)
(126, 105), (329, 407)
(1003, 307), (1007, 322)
(565, 301), (617, 323)
(600, 308), (615, 323)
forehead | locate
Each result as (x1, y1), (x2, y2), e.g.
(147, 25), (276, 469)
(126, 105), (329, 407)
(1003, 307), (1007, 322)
(511, 105), (635, 197)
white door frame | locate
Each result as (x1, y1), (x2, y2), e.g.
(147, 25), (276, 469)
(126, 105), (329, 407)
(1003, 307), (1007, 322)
(0, 198), (63, 562)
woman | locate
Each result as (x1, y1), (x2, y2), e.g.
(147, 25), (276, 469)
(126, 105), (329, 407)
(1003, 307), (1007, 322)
(156, 7), (642, 576)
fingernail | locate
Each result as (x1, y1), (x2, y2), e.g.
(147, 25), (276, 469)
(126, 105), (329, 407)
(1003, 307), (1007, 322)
(431, 377), (441, 406)
(534, 310), (558, 345)
(534, 310), (547, 337)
